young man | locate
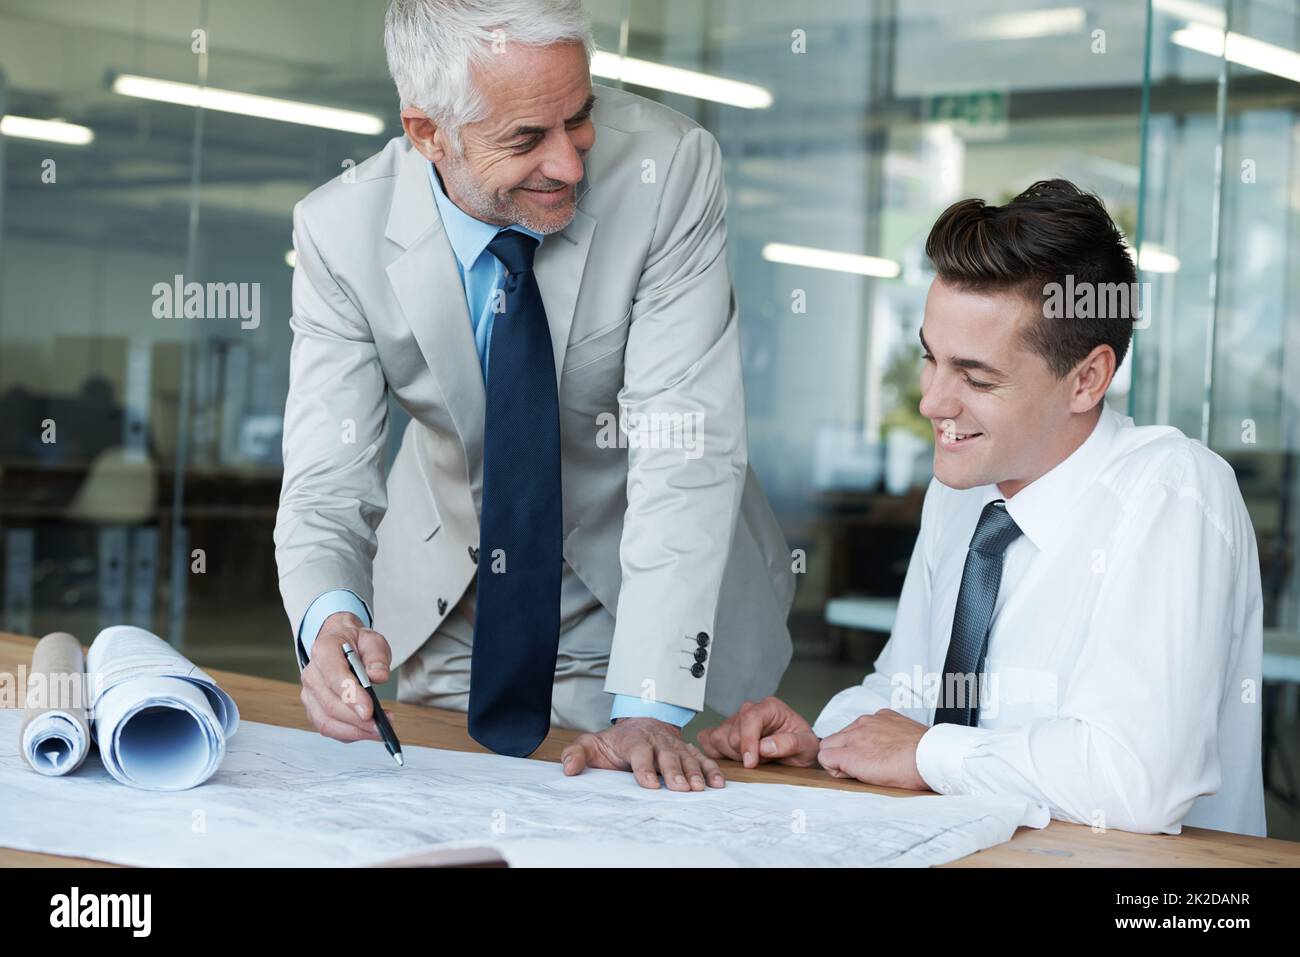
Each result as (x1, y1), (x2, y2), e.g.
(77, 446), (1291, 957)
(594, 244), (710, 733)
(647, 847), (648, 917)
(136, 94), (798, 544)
(698, 179), (1266, 836)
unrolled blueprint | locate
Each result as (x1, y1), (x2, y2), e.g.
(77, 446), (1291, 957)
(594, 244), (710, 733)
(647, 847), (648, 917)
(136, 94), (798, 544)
(0, 712), (1048, 867)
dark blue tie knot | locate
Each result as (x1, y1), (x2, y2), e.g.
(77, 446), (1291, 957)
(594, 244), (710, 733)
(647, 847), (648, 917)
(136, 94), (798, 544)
(972, 501), (1019, 553)
(488, 230), (539, 275)
(970, 500), (1022, 555)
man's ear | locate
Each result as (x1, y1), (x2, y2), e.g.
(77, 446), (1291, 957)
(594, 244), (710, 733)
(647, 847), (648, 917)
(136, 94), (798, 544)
(400, 107), (444, 163)
(1069, 343), (1117, 413)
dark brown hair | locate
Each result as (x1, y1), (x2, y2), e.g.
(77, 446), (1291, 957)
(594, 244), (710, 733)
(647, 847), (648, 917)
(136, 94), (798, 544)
(924, 179), (1137, 377)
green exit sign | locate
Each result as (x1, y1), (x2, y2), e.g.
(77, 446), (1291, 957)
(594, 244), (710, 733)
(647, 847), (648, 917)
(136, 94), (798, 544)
(924, 90), (1008, 138)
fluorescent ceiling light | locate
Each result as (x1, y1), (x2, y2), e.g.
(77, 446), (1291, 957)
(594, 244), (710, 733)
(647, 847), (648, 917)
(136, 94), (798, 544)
(590, 51), (772, 109)
(1137, 243), (1181, 274)
(1171, 23), (1300, 83)
(762, 242), (901, 278)
(111, 73), (385, 134)
(967, 7), (1086, 41)
(0, 114), (94, 145)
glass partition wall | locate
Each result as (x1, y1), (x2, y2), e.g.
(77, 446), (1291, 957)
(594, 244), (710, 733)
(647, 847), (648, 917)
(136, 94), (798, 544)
(1131, 0), (1300, 831)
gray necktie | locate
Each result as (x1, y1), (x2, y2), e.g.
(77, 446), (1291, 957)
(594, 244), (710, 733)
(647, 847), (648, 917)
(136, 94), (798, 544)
(933, 500), (1022, 727)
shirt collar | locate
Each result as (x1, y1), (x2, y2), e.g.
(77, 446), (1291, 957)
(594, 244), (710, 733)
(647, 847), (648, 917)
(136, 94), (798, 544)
(983, 403), (1124, 552)
(426, 161), (544, 271)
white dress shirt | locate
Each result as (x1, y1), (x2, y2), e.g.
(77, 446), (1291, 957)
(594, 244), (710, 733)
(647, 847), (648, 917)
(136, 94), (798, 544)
(813, 405), (1266, 836)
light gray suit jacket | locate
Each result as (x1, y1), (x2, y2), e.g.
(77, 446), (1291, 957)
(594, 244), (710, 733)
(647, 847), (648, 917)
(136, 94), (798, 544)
(275, 85), (794, 715)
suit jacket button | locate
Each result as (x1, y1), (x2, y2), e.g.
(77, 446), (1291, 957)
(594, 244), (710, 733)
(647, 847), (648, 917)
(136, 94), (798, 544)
(468, 545), (479, 564)
(437, 597), (447, 615)
(696, 632), (710, 647)
(694, 647), (708, 664)
(690, 662), (705, 678)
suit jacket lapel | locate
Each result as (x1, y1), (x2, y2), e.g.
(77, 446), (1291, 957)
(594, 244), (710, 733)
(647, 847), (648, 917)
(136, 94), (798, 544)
(535, 204), (595, 388)
(535, 123), (624, 387)
(384, 144), (486, 483)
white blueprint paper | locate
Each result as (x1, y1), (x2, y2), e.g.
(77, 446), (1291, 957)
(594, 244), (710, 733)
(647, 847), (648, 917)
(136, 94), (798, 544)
(0, 712), (1047, 867)
(21, 712), (88, 774)
(85, 626), (239, 790)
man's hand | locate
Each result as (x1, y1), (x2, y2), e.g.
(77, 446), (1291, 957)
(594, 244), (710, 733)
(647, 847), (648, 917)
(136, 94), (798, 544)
(816, 709), (929, 790)
(299, 612), (394, 743)
(696, 696), (820, 768)
(561, 717), (725, 791)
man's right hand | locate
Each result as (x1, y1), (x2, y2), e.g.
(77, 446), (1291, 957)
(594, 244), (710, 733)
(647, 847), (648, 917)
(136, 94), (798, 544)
(696, 696), (821, 769)
(299, 612), (394, 743)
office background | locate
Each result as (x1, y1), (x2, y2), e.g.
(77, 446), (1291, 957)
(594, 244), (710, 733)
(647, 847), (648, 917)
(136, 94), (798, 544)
(0, 0), (1297, 835)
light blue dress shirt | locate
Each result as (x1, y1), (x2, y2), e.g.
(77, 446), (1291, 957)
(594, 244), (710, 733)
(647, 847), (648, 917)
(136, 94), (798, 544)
(297, 162), (695, 729)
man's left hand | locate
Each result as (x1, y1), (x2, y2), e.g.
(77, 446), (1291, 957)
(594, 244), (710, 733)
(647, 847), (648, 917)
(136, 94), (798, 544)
(816, 709), (930, 790)
(561, 717), (724, 791)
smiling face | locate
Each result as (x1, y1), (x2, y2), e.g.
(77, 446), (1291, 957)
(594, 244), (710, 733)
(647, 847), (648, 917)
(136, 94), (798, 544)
(409, 40), (595, 234)
(918, 278), (1110, 498)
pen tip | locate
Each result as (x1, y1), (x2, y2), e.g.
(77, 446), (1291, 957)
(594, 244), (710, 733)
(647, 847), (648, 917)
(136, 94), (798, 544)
(394, 753), (404, 767)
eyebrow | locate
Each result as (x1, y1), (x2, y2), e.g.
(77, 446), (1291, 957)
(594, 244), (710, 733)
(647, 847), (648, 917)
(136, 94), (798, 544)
(918, 329), (1008, 380)
(509, 93), (597, 139)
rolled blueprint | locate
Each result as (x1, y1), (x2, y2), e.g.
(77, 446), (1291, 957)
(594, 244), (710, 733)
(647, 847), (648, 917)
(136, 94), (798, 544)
(20, 632), (92, 776)
(85, 625), (240, 791)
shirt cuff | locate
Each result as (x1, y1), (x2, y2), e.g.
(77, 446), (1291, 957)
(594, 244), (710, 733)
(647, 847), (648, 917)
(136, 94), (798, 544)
(610, 693), (696, 728)
(298, 589), (372, 663)
(914, 722), (989, 795)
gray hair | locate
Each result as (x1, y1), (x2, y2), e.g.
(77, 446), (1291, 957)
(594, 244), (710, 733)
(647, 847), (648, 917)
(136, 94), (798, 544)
(384, 0), (594, 149)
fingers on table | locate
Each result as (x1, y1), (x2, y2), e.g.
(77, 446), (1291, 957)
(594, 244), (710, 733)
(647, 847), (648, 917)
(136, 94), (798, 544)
(656, 746), (691, 791)
(560, 735), (597, 775)
(627, 741), (660, 789)
(762, 730), (817, 764)
(738, 704), (776, 768)
(696, 720), (750, 767)
(688, 743), (726, 788)
(677, 748), (709, 791)
(633, 740), (724, 791)
(818, 746), (860, 780)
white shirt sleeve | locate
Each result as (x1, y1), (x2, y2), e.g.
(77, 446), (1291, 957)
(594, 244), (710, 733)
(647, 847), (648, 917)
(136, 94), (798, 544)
(812, 480), (940, 738)
(915, 459), (1253, 834)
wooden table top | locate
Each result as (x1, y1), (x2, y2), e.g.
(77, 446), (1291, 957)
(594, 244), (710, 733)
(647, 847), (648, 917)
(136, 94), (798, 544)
(2, 633), (1297, 867)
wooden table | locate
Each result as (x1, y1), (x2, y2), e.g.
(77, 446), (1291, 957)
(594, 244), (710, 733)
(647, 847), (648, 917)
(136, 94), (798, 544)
(2, 633), (1297, 867)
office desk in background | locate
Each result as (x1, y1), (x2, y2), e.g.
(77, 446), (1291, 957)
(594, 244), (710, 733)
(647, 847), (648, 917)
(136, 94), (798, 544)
(1, 633), (1297, 868)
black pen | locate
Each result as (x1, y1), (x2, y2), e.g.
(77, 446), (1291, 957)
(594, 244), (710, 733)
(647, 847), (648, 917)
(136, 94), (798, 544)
(341, 641), (403, 766)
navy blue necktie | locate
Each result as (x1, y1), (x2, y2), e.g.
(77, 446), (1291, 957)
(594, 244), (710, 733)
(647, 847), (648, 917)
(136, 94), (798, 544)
(933, 500), (1022, 728)
(467, 230), (562, 757)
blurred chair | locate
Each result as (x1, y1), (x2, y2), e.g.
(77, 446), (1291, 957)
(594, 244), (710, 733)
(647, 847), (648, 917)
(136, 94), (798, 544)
(33, 448), (160, 629)
(65, 448), (157, 525)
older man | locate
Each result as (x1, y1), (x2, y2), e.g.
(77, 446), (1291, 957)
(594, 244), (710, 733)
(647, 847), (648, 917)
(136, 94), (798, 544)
(275, 0), (794, 789)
